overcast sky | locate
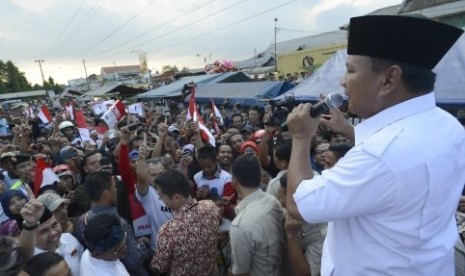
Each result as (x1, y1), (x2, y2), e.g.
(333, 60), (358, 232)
(0, 0), (401, 85)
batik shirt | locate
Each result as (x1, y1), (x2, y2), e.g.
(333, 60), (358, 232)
(151, 199), (220, 276)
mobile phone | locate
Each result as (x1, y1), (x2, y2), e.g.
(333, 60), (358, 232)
(127, 123), (142, 132)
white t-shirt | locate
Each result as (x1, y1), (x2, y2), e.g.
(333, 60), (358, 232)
(35, 233), (84, 276)
(79, 249), (129, 276)
(193, 169), (232, 198)
(135, 186), (172, 251)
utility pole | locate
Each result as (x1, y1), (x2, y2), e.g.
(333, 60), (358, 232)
(82, 59), (90, 91)
(254, 48), (257, 68)
(274, 18), (278, 72)
(34, 59), (46, 86)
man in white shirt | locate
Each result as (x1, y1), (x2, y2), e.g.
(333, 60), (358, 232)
(80, 213), (129, 276)
(33, 207), (84, 276)
(286, 15), (465, 275)
(135, 153), (172, 251)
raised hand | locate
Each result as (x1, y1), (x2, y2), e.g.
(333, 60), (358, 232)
(20, 199), (45, 226)
(284, 211), (302, 239)
(319, 108), (355, 145)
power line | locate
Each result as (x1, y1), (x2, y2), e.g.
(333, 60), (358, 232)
(86, 0), (249, 62)
(147, 0), (299, 55)
(51, 0), (105, 57)
(42, 0), (89, 58)
(222, 31), (274, 58)
(80, 0), (159, 57)
(84, 0), (218, 59)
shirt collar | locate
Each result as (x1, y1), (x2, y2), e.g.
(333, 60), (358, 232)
(90, 205), (117, 214)
(355, 93), (436, 145)
(174, 199), (197, 218)
(235, 189), (265, 214)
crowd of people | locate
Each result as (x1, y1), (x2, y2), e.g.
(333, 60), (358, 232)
(0, 78), (355, 275)
(1, 14), (465, 276)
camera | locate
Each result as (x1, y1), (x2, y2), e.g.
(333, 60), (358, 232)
(265, 96), (313, 131)
(265, 97), (297, 131)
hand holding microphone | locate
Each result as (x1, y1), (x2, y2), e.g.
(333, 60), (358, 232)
(281, 93), (343, 128)
(309, 93), (344, 118)
(284, 93), (344, 138)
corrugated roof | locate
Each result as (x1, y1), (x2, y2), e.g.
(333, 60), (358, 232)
(84, 84), (124, 97)
(0, 90), (47, 100)
(137, 72), (250, 99)
(399, 0), (461, 13)
(191, 81), (287, 106)
(235, 30), (347, 69)
(101, 65), (140, 74)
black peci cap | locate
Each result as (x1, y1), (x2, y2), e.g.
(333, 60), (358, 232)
(348, 15), (463, 69)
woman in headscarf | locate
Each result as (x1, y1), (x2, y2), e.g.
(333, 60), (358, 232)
(0, 189), (29, 236)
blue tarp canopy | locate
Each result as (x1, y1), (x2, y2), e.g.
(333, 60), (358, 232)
(276, 34), (465, 105)
(185, 81), (294, 106)
(136, 72), (250, 99)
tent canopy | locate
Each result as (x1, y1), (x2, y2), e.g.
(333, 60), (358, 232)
(185, 81), (294, 106)
(276, 34), (465, 105)
(84, 84), (147, 98)
(136, 72), (250, 99)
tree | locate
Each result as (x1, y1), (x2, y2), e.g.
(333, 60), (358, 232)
(161, 65), (179, 74)
(5, 61), (31, 92)
(43, 76), (64, 94)
(0, 61), (7, 94)
(0, 60), (33, 93)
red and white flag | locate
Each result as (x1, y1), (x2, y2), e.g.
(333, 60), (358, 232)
(198, 121), (216, 146)
(186, 86), (196, 121)
(101, 100), (127, 129)
(34, 158), (60, 196)
(211, 98), (224, 125)
(187, 87), (215, 146)
(75, 109), (92, 142)
(37, 105), (53, 124)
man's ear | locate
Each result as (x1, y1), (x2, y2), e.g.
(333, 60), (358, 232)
(172, 193), (182, 203)
(379, 64), (402, 97)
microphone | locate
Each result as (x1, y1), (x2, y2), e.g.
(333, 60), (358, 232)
(280, 93), (344, 128)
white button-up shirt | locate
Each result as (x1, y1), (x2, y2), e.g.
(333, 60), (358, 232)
(294, 93), (465, 275)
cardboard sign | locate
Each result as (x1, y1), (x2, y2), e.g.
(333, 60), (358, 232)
(128, 103), (144, 117)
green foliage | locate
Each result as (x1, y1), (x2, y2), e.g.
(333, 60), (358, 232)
(161, 65), (179, 74)
(0, 59), (32, 93)
(43, 76), (64, 94)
